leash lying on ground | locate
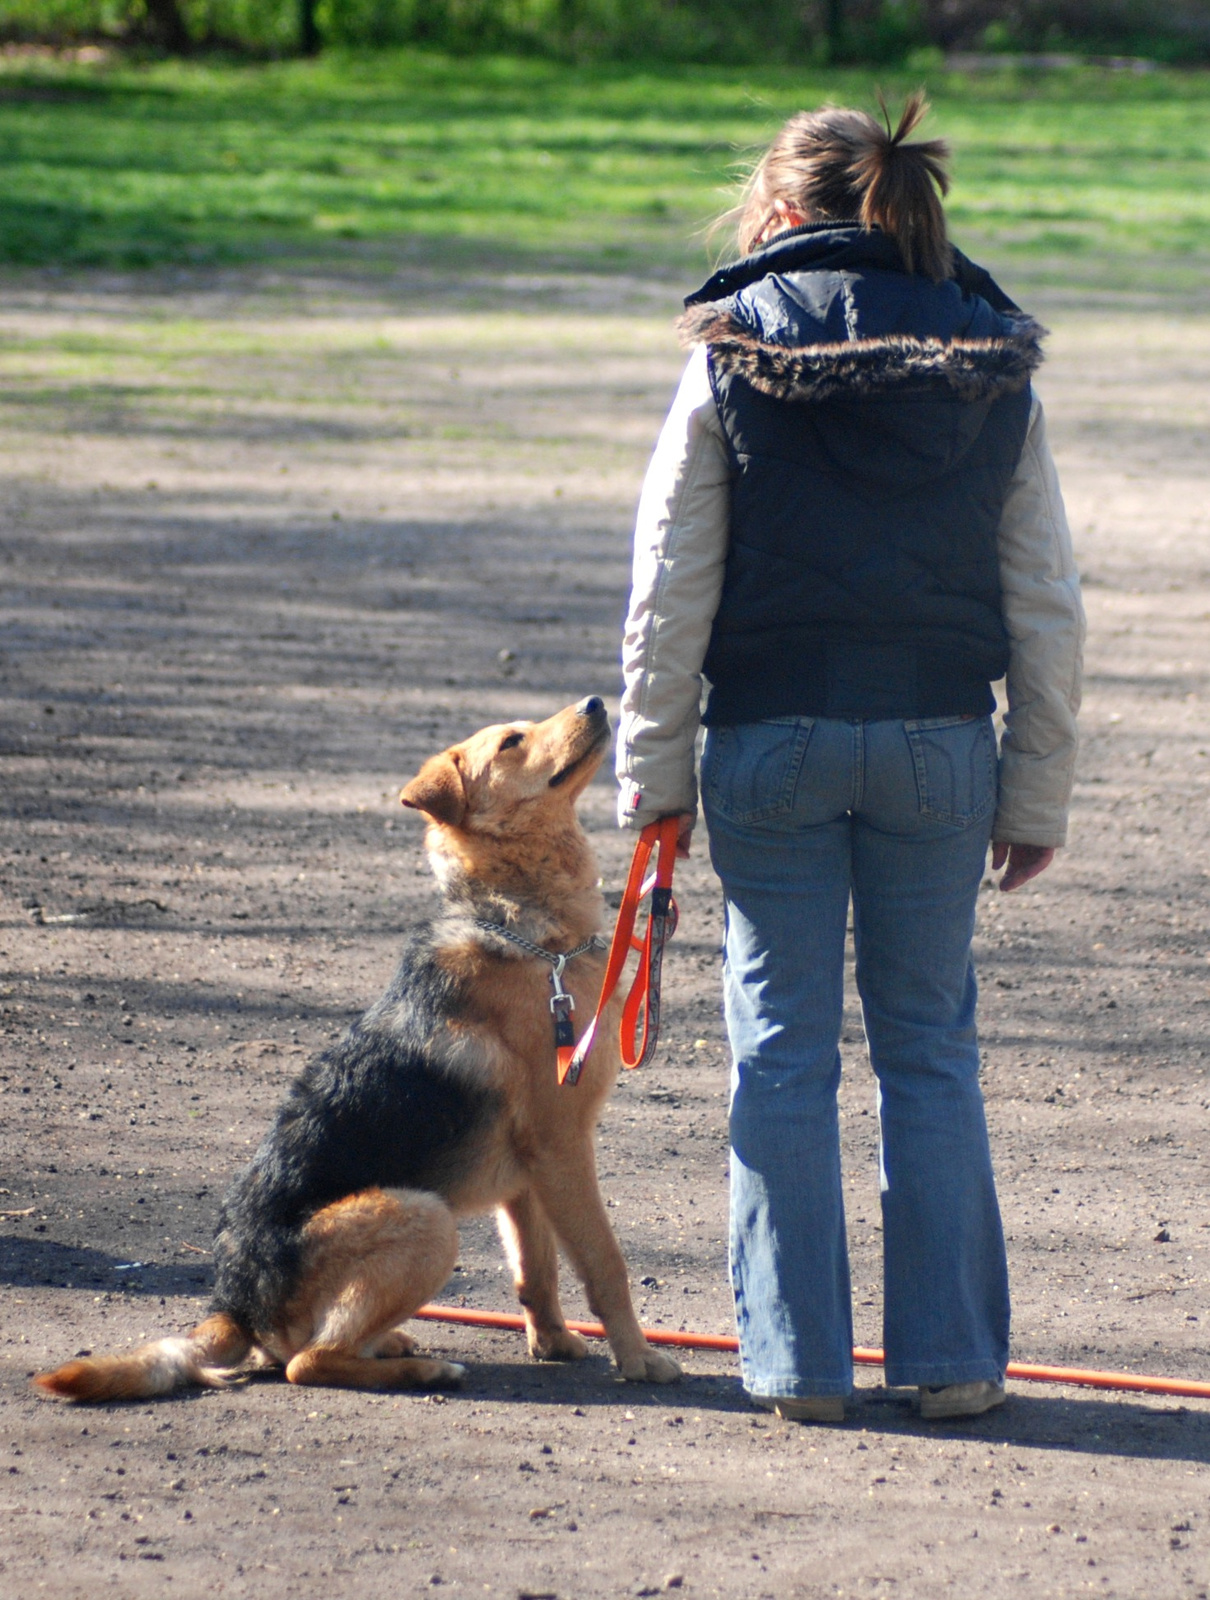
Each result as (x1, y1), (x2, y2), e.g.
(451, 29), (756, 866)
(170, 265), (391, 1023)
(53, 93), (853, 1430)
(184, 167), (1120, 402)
(561, 815), (681, 1086)
(413, 1305), (1210, 1401)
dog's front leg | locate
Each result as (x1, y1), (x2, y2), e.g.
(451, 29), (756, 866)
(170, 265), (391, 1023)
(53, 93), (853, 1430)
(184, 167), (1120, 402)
(497, 1189), (588, 1363)
(528, 1147), (681, 1384)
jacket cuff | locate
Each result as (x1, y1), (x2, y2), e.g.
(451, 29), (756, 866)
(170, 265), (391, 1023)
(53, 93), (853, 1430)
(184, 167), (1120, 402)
(990, 806), (1068, 849)
(993, 742), (1075, 850)
(616, 778), (696, 831)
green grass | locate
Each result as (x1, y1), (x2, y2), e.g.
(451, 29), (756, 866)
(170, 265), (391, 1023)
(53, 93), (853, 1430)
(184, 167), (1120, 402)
(2, 50), (1210, 288)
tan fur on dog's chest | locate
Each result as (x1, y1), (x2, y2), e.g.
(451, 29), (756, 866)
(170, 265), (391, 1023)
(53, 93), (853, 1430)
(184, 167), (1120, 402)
(437, 939), (622, 1213)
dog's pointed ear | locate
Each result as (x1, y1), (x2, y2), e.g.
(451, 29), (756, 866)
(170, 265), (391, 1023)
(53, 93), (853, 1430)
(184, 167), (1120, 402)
(399, 751), (467, 828)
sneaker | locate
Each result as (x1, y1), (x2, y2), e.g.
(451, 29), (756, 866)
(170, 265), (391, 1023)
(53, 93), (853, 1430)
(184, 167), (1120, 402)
(752, 1394), (845, 1424)
(918, 1380), (1006, 1420)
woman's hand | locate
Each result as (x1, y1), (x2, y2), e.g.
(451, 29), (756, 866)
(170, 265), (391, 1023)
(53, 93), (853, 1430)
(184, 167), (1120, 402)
(673, 812), (697, 860)
(992, 841), (1055, 892)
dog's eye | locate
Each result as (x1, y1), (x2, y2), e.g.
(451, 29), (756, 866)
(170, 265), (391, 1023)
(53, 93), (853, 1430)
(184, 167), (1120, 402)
(498, 732), (525, 753)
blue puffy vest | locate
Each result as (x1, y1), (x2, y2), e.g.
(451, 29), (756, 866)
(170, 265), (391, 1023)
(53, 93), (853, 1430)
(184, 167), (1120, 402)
(680, 225), (1043, 724)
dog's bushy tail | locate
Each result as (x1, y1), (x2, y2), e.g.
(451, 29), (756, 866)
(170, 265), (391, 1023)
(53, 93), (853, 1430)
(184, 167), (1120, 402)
(33, 1312), (252, 1404)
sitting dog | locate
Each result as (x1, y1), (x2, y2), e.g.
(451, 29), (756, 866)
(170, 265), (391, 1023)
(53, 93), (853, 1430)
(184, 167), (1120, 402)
(35, 697), (680, 1401)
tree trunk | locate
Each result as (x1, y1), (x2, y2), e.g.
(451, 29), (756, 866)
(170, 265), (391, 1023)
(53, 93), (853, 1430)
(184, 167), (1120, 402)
(825, 0), (845, 55)
(299, 0), (321, 55)
(143, 0), (191, 53)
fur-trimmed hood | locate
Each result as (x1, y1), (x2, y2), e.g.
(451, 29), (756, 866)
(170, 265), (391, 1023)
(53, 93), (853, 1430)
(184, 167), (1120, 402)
(677, 300), (1045, 405)
(678, 223), (1044, 406)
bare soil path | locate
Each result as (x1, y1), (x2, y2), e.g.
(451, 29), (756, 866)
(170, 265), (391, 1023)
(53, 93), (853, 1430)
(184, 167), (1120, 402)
(0, 264), (1207, 1599)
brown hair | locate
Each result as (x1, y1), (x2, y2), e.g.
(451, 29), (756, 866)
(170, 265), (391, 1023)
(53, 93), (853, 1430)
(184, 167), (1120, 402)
(731, 92), (953, 282)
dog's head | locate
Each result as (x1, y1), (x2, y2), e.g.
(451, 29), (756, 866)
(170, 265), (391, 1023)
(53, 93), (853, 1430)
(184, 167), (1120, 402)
(399, 696), (610, 843)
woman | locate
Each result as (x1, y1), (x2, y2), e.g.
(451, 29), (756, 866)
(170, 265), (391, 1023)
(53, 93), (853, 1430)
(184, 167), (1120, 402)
(616, 96), (1084, 1422)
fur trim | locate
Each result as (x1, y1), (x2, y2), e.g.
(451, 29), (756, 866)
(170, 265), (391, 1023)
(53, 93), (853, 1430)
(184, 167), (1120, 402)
(677, 303), (1046, 404)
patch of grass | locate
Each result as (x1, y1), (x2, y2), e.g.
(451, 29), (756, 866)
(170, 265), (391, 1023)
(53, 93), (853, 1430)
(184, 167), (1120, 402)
(1, 50), (1208, 287)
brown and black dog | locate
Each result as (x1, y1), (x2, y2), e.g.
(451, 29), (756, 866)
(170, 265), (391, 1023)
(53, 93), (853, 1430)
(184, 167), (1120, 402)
(34, 697), (680, 1402)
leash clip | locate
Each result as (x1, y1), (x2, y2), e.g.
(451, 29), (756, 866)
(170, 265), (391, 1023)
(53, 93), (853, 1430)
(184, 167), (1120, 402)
(548, 953), (574, 1009)
(549, 962), (577, 1053)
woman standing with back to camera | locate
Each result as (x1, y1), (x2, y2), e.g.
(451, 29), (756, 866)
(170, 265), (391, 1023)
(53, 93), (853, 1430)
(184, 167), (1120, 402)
(616, 96), (1084, 1421)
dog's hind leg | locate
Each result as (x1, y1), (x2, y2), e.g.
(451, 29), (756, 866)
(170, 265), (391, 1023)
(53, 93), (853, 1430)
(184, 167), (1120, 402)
(498, 1189), (588, 1362)
(283, 1187), (465, 1392)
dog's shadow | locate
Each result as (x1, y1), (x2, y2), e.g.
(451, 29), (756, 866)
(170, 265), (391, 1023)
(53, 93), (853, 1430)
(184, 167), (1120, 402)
(9, 1236), (1208, 1467)
(0, 1234), (210, 1296)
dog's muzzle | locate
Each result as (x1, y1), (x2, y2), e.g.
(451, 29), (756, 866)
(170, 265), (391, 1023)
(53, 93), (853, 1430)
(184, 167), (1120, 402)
(548, 698), (610, 788)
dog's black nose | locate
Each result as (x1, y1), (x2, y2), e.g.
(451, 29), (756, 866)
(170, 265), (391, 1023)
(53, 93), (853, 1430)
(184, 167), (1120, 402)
(577, 696), (606, 717)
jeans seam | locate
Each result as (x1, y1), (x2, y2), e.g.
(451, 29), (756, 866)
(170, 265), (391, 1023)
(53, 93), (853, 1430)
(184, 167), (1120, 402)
(781, 720), (813, 814)
(907, 723), (931, 817)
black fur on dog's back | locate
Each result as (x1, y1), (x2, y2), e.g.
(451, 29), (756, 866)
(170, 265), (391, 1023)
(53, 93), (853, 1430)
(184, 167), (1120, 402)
(211, 930), (501, 1339)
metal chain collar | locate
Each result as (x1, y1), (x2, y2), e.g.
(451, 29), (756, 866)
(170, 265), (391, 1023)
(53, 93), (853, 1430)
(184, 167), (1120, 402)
(471, 919), (607, 1005)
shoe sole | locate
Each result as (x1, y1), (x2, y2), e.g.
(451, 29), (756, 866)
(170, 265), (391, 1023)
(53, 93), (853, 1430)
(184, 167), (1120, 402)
(777, 1400), (845, 1424)
(919, 1388), (1007, 1421)
(751, 1395), (846, 1424)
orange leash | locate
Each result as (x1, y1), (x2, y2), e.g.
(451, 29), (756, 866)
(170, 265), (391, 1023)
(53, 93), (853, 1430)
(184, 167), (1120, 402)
(560, 816), (681, 1086)
(413, 1305), (1210, 1401)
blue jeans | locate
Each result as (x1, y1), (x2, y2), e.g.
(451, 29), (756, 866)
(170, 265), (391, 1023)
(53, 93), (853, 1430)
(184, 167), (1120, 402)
(701, 715), (1010, 1398)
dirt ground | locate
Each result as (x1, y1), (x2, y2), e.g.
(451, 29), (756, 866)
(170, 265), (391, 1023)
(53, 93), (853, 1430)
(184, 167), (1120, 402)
(0, 260), (1207, 1599)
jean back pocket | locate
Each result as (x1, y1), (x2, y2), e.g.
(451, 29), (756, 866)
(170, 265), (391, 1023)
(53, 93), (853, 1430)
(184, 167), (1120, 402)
(702, 718), (815, 825)
(903, 715), (997, 827)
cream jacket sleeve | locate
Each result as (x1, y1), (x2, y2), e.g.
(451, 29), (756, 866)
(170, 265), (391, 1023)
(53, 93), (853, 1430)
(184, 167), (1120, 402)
(617, 361), (1085, 847)
(991, 395), (1085, 847)
(616, 345), (730, 829)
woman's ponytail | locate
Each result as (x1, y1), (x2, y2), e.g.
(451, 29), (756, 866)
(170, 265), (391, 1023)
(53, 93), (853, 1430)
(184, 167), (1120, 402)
(732, 93), (953, 282)
(849, 93), (951, 280)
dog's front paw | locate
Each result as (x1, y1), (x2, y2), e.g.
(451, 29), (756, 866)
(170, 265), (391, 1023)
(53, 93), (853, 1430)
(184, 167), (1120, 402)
(372, 1329), (418, 1358)
(529, 1328), (590, 1363)
(617, 1346), (682, 1384)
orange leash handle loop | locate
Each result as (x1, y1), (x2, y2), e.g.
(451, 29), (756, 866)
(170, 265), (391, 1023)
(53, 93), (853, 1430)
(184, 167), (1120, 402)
(619, 817), (679, 1072)
(559, 816), (679, 1086)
